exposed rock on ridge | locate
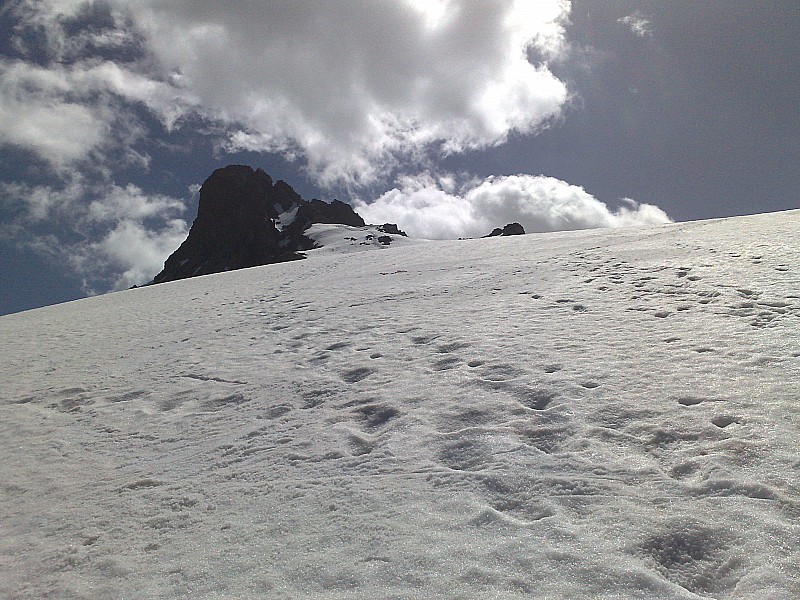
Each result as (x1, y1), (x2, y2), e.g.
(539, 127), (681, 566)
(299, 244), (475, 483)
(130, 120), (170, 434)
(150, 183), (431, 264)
(484, 222), (526, 237)
(152, 165), (364, 284)
(282, 199), (366, 251)
(377, 223), (408, 237)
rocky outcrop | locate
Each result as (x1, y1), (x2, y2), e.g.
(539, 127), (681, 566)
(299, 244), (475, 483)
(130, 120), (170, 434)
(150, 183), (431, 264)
(152, 165), (364, 284)
(282, 199), (365, 251)
(483, 222), (526, 238)
(377, 223), (408, 237)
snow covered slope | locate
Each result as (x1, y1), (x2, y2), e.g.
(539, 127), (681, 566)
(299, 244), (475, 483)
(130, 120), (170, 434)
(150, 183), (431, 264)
(1, 211), (798, 599)
(304, 223), (427, 256)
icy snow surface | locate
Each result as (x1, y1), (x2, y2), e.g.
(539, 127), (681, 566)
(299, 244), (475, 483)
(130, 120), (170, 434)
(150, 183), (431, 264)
(1, 211), (799, 599)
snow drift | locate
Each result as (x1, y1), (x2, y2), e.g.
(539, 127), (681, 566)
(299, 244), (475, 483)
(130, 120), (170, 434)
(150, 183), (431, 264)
(1, 211), (798, 598)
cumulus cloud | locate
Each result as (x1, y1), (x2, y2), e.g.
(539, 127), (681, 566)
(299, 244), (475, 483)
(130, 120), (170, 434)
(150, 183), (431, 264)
(0, 177), (188, 292)
(81, 217), (188, 291)
(2, 0), (571, 186)
(129, 0), (571, 186)
(0, 52), (199, 169)
(354, 173), (672, 239)
(0, 60), (112, 167)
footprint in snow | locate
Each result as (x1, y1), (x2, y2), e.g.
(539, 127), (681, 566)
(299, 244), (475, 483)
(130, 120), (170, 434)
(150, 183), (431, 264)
(677, 396), (718, 406)
(411, 334), (439, 345)
(436, 341), (470, 353)
(477, 363), (524, 382)
(636, 522), (740, 596)
(347, 432), (375, 456)
(353, 403), (400, 431)
(436, 408), (492, 433)
(514, 387), (558, 411)
(341, 367), (375, 383)
(432, 356), (461, 371)
(710, 415), (740, 428)
(517, 425), (573, 454)
(325, 341), (351, 351)
(437, 435), (492, 471)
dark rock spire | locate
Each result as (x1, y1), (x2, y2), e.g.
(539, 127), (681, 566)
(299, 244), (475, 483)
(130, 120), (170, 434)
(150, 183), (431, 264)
(152, 165), (364, 284)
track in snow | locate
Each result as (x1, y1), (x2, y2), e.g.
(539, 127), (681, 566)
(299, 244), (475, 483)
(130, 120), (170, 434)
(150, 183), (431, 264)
(1, 211), (799, 598)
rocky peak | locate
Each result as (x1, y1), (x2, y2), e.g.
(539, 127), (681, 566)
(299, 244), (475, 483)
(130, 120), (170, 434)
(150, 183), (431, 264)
(193, 165), (275, 234)
(272, 179), (304, 213)
(377, 223), (408, 237)
(282, 198), (366, 251)
(151, 165), (365, 284)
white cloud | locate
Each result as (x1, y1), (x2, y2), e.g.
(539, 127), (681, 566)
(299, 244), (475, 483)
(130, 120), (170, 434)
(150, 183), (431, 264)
(85, 183), (185, 223)
(354, 173), (672, 239)
(131, 0), (572, 186)
(618, 12), (653, 38)
(0, 177), (188, 292)
(10, 0), (145, 64)
(0, 52), (203, 169)
(83, 218), (188, 291)
(3, 0), (572, 186)
(0, 60), (111, 167)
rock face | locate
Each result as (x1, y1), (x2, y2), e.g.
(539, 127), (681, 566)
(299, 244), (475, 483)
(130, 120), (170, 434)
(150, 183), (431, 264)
(484, 222), (526, 238)
(152, 165), (365, 284)
(377, 223), (408, 237)
(282, 199), (366, 251)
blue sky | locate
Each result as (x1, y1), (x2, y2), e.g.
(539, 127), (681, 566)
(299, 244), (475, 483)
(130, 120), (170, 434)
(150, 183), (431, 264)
(1, 1), (798, 315)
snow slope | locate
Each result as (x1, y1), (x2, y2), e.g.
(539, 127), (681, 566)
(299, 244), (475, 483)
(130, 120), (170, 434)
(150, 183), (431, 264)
(1, 211), (798, 599)
(304, 223), (427, 256)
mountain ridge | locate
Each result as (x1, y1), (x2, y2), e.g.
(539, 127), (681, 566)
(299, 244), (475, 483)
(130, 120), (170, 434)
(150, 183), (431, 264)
(151, 165), (366, 284)
(151, 165), (534, 285)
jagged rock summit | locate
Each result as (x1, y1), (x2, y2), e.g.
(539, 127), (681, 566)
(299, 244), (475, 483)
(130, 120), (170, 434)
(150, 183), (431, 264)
(152, 165), (365, 284)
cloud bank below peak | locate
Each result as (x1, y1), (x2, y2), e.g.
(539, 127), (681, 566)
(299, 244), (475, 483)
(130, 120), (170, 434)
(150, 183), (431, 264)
(354, 174), (673, 239)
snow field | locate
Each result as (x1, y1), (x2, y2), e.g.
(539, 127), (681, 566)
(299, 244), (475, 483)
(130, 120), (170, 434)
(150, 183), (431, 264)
(1, 211), (799, 598)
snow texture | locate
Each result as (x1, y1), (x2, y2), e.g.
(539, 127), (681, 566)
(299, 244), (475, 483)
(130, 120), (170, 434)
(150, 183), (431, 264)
(1, 211), (799, 599)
